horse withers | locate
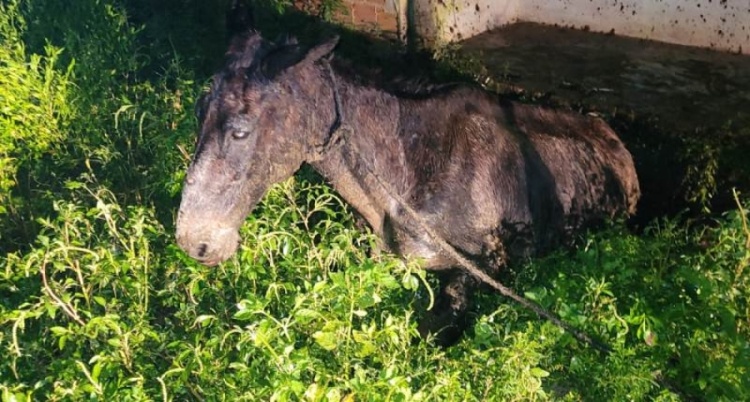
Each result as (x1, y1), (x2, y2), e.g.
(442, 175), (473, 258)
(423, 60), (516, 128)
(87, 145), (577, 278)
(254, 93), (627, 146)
(175, 31), (640, 345)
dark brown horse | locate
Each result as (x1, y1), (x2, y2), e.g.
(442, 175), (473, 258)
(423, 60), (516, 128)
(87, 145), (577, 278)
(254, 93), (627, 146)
(176, 31), (640, 344)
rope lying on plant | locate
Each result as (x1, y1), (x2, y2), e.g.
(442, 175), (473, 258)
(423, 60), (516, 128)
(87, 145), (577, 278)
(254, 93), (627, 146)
(320, 59), (612, 354)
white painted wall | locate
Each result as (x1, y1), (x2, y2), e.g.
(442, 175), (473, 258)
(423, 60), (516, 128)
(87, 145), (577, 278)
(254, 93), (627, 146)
(414, 0), (750, 54)
(413, 0), (519, 43)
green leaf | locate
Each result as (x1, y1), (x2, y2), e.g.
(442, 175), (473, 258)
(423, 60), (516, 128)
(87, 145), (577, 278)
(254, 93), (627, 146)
(294, 308), (320, 324)
(194, 314), (216, 328)
(49, 326), (70, 336)
(91, 362), (102, 382)
(401, 273), (419, 290)
(312, 331), (339, 351)
(93, 296), (107, 307)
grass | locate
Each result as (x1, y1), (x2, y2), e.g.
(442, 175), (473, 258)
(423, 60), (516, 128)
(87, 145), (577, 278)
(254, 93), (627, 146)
(1, 0), (749, 400)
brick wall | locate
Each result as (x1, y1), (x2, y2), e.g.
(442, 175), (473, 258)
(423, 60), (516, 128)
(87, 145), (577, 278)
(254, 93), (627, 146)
(294, 0), (400, 34)
(340, 0), (398, 32)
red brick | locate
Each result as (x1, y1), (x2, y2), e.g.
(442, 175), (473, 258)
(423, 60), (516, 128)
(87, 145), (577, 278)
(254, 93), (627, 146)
(351, 2), (379, 25)
(378, 10), (398, 32)
(302, 0), (397, 32)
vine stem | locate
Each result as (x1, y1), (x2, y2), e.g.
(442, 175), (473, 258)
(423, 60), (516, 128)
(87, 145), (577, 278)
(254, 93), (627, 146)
(40, 251), (86, 326)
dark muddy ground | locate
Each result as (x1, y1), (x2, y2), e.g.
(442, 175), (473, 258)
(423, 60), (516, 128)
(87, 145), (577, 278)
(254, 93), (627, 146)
(459, 22), (750, 222)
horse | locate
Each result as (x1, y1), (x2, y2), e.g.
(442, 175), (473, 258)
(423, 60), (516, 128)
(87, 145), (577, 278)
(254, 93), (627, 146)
(175, 31), (640, 345)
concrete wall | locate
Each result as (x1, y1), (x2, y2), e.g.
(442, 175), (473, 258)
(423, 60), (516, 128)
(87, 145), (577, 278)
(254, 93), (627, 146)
(411, 0), (750, 54)
(412, 0), (519, 42)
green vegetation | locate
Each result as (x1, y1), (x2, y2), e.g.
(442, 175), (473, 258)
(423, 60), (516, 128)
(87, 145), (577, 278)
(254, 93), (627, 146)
(1, 0), (748, 400)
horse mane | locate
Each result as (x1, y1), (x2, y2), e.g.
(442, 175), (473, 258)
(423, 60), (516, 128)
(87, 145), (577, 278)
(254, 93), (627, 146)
(330, 56), (467, 99)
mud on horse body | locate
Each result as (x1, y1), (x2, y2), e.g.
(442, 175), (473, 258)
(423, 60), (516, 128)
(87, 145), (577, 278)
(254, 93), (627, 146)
(176, 31), (640, 345)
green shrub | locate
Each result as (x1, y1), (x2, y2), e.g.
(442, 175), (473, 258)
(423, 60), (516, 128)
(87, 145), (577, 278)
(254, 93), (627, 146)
(0, 0), (74, 237)
(1, 0), (199, 252)
(3, 180), (748, 400)
(512, 193), (750, 400)
(1, 185), (165, 400)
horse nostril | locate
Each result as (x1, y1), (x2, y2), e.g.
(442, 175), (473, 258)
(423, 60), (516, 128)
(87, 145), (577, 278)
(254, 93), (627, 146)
(196, 243), (208, 258)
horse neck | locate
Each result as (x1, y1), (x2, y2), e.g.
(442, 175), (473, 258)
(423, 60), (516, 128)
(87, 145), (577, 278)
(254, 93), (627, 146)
(308, 69), (406, 235)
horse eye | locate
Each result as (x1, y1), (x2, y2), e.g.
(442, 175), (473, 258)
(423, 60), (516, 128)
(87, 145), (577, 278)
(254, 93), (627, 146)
(232, 130), (251, 140)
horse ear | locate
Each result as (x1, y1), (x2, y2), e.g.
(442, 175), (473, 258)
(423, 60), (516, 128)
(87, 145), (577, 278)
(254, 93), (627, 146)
(225, 0), (259, 63)
(298, 36), (340, 67)
(226, 0), (255, 41)
(260, 45), (306, 79)
(226, 31), (264, 70)
(260, 36), (340, 79)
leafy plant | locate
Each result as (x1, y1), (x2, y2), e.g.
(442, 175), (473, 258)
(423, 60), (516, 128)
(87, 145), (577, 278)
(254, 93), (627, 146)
(0, 0), (75, 244)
